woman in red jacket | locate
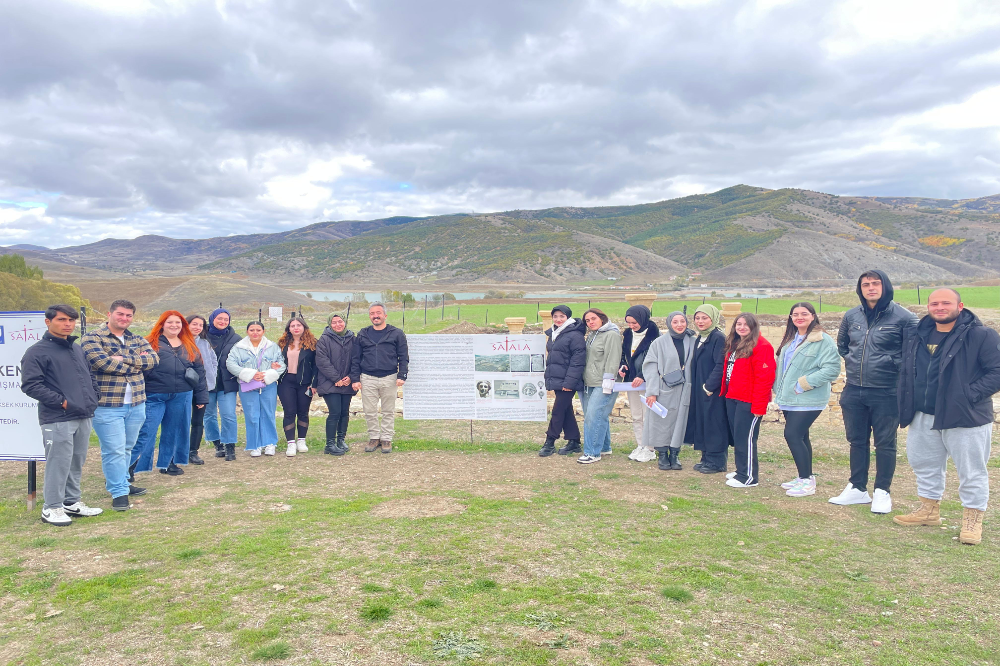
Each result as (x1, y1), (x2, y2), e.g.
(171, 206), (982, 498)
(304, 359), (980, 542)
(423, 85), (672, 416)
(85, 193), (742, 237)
(719, 313), (775, 488)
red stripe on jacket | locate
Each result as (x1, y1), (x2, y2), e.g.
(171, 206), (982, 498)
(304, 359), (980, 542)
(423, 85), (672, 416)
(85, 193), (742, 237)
(720, 336), (776, 416)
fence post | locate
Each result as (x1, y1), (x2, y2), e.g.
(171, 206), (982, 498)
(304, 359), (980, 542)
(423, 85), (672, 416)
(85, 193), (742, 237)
(485, 309), (488, 326)
(424, 295), (428, 325)
(917, 286), (921, 305)
(402, 299), (405, 329)
(819, 296), (822, 313)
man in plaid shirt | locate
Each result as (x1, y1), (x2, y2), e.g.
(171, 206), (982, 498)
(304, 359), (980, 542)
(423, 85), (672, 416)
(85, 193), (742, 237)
(81, 299), (159, 511)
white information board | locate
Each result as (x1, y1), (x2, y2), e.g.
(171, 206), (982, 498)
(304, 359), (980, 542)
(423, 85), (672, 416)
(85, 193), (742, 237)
(269, 306), (283, 321)
(0, 312), (46, 461)
(403, 334), (548, 421)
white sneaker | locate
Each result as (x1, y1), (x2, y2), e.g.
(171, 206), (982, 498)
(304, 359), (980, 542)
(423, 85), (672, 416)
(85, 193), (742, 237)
(286, 442), (296, 457)
(627, 447), (641, 461)
(296, 438), (308, 453)
(780, 477), (804, 490)
(41, 507), (72, 526)
(577, 454), (601, 464)
(249, 448), (262, 457)
(786, 476), (816, 497)
(634, 447), (657, 463)
(726, 472), (737, 479)
(263, 444), (276, 456)
(828, 483), (872, 506)
(726, 477), (758, 488)
(601, 449), (613, 457)
(871, 489), (892, 514)
(63, 501), (103, 517)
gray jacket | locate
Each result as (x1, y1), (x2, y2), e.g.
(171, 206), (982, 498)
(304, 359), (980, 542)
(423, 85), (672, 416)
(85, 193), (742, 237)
(642, 332), (695, 449)
(837, 270), (918, 389)
(195, 337), (218, 391)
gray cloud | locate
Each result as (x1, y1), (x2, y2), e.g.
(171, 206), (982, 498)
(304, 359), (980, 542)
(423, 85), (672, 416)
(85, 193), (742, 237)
(1, 0), (999, 246)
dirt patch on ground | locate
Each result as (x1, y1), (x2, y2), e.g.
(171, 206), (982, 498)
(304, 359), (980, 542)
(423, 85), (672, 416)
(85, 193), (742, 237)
(370, 496), (466, 518)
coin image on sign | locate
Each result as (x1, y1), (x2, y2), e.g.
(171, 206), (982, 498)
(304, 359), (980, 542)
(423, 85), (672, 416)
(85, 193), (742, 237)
(494, 379), (520, 399)
(475, 380), (492, 398)
(510, 354), (530, 373)
(530, 354), (545, 372)
(521, 382), (537, 397)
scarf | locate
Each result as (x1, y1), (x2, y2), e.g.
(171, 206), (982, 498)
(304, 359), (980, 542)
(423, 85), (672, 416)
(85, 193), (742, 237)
(550, 317), (576, 342)
(330, 313), (348, 336)
(667, 311), (690, 340)
(693, 304), (724, 338)
(208, 308), (231, 337)
(624, 305), (651, 332)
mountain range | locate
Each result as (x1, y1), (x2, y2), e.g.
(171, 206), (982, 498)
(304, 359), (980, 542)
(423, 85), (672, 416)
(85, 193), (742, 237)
(11, 185), (1000, 285)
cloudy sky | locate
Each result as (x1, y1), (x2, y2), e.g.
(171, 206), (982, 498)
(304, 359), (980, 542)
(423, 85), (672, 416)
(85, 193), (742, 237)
(2, 0), (999, 247)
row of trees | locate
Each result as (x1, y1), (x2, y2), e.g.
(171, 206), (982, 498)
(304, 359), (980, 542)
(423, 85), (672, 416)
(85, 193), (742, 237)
(0, 254), (91, 312)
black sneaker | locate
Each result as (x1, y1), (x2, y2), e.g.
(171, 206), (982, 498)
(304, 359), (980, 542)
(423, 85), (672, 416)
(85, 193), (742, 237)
(693, 462), (704, 471)
(539, 438), (556, 457)
(129, 485), (147, 496)
(189, 451), (204, 465)
(112, 495), (130, 511)
(698, 466), (725, 475)
(160, 463), (183, 475)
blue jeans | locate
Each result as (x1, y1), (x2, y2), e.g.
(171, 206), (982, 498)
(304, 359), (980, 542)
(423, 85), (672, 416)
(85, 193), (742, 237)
(131, 391), (193, 473)
(92, 403), (147, 498)
(204, 390), (238, 444)
(581, 387), (617, 457)
(241, 383), (279, 451)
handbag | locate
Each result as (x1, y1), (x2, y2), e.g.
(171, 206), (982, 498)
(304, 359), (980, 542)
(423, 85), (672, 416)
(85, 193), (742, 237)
(660, 368), (686, 388)
(183, 366), (200, 389)
(238, 347), (267, 392)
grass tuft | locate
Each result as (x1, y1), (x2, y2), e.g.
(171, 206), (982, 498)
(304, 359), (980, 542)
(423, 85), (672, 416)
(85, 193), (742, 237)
(661, 585), (694, 603)
(470, 578), (497, 592)
(417, 597), (444, 608)
(432, 631), (485, 661)
(30, 537), (57, 548)
(360, 582), (386, 593)
(250, 642), (292, 661)
(176, 548), (204, 561)
(359, 600), (394, 622)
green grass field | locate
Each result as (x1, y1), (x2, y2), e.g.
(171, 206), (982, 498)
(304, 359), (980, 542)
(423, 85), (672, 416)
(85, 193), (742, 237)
(892, 286), (1000, 310)
(1, 413), (997, 665)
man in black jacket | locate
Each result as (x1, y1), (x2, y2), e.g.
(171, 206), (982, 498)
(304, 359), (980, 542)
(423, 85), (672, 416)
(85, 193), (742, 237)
(20, 305), (102, 526)
(892, 289), (1000, 545)
(350, 302), (409, 453)
(830, 270), (918, 514)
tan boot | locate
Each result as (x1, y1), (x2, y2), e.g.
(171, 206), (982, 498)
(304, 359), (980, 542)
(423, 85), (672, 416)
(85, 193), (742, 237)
(960, 508), (985, 545)
(892, 497), (942, 526)
(365, 439), (379, 453)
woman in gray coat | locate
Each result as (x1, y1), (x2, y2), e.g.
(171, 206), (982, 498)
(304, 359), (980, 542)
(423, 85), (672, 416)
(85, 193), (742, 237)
(642, 311), (695, 471)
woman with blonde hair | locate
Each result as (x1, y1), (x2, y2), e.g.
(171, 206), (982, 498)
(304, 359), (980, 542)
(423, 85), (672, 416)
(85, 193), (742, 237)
(277, 316), (318, 456)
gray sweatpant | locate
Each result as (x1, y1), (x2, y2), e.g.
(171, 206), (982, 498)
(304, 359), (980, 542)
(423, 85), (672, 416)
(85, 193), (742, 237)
(41, 419), (93, 510)
(905, 411), (992, 511)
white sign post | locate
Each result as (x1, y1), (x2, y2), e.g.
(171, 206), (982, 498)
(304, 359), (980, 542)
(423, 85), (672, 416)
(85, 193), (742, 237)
(269, 306), (283, 321)
(403, 334), (548, 422)
(0, 311), (47, 510)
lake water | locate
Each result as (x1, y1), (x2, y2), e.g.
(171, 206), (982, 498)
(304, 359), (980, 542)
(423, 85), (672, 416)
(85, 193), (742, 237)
(298, 291), (556, 301)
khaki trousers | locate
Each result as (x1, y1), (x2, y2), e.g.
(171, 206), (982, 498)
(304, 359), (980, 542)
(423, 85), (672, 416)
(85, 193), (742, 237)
(627, 390), (646, 448)
(361, 373), (397, 441)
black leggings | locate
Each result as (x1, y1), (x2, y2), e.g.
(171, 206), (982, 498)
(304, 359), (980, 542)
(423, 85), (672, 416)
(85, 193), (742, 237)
(546, 390), (580, 440)
(190, 393), (206, 451)
(278, 374), (312, 441)
(782, 410), (822, 478)
(323, 393), (353, 442)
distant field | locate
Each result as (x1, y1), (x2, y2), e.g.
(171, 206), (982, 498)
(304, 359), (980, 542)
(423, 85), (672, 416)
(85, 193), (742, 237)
(892, 286), (1000, 309)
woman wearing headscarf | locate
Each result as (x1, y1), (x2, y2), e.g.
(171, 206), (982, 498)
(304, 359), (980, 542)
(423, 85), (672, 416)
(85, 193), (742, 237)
(205, 308), (242, 461)
(684, 305), (732, 474)
(578, 308), (622, 464)
(619, 305), (660, 463)
(315, 313), (357, 456)
(642, 311), (696, 471)
(540, 305), (587, 457)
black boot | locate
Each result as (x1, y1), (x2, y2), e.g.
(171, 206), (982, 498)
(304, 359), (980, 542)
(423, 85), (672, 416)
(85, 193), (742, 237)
(189, 450), (204, 465)
(213, 440), (225, 458)
(128, 459), (138, 483)
(668, 447), (682, 470)
(657, 449), (670, 470)
(557, 439), (582, 455)
(338, 435), (349, 453)
(224, 443), (236, 461)
(539, 437), (556, 457)
(324, 440), (337, 455)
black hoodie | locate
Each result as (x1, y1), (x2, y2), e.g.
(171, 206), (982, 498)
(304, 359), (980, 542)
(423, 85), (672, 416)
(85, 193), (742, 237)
(20, 332), (100, 425)
(898, 308), (1000, 430)
(837, 270), (918, 388)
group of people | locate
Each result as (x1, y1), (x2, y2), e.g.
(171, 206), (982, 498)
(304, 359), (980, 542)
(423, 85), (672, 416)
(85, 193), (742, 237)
(20, 300), (408, 526)
(18, 269), (998, 545)
(538, 270), (999, 545)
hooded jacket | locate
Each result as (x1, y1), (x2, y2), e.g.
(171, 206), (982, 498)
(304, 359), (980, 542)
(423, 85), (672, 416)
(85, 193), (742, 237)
(207, 326), (242, 393)
(836, 270), (918, 389)
(898, 308), (1000, 430)
(20, 332), (100, 425)
(720, 335), (776, 416)
(584, 322), (623, 389)
(143, 336), (209, 404)
(620, 319), (660, 383)
(544, 318), (587, 392)
(315, 326), (358, 396)
(226, 336), (286, 387)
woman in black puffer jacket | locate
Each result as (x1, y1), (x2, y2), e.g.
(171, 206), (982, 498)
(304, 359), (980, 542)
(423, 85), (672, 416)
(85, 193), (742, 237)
(315, 313), (357, 456)
(540, 305), (587, 457)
